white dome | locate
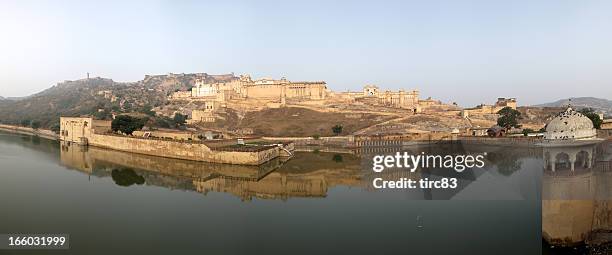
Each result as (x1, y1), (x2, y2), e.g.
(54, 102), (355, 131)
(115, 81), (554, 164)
(544, 107), (596, 140)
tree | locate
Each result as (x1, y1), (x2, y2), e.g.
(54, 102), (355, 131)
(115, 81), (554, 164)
(173, 113), (186, 127)
(94, 109), (111, 120)
(521, 128), (534, 136)
(578, 108), (603, 129)
(496, 107), (522, 130)
(30, 121), (41, 130)
(153, 116), (172, 128)
(332, 124), (343, 135)
(141, 104), (156, 117)
(332, 154), (343, 163)
(111, 115), (145, 135)
(50, 123), (61, 134)
(20, 119), (31, 127)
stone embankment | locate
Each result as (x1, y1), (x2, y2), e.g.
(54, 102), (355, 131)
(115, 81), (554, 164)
(261, 136), (352, 147)
(82, 133), (281, 165)
(0, 124), (58, 140)
(458, 136), (542, 146)
(260, 134), (550, 151)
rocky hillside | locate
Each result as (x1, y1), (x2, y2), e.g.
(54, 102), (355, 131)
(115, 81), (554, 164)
(517, 106), (564, 130)
(141, 73), (235, 92)
(535, 97), (612, 117)
(0, 78), (152, 130)
(0, 73), (238, 130)
(194, 107), (394, 137)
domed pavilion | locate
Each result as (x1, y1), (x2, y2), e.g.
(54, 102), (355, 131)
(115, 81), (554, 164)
(541, 107), (601, 172)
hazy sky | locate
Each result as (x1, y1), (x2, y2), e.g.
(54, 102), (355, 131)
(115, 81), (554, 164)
(1, 0), (611, 106)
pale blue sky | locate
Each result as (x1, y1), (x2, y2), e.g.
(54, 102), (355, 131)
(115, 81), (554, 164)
(1, 0), (611, 106)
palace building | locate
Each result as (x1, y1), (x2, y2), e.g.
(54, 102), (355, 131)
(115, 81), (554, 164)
(169, 73), (423, 122)
(187, 74), (327, 102)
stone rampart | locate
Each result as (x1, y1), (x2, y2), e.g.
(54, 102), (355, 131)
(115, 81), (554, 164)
(87, 133), (279, 165)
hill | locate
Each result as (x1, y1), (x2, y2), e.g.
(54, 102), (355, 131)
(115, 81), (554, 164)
(535, 97), (612, 117)
(0, 73), (243, 131)
(0, 78), (153, 130)
(194, 107), (393, 137)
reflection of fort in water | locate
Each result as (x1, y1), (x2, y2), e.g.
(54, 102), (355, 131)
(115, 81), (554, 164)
(360, 142), (542, 200)
(58, 122), (612, 246)
(61, 138), (546, 201)
(60, 142), (362, 201)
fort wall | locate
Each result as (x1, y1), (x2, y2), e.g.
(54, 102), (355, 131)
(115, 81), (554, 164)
(87, 133), (278, 165)
(60, 117), (279, 165)
(60, 143), (281, 180)
(462, 98), (517, 117)
(261, 136), (353, 147)
(188, 75), (327, 102)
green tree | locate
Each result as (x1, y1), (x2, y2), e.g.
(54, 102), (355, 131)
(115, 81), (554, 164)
(30, 121), (41, 130)
(153, 116), (172, 128)
(332, 154), (343, 163)
(111, 115), (145, 135)
(332, 124), (343, 136)
(141, 104), (156, 116)
(50, 123), (61, 134)
(173, 113), (186, 127)
(496, 107), (522, 129)
(20, 119), (31, 127)
(521, 128), (534, 136)
(94, 109), (111, 120)
(578, 108), (603, 129)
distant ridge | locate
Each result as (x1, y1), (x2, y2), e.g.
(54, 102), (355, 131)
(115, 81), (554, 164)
(534, 97), (612, 116)
(0, 73), (236, 129)
(0, 95), (26, 101)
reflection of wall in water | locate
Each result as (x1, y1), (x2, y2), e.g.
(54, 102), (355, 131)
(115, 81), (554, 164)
(59, 143), (362, 200)
(543, 170), (612, 201)
(194, 173), (328, 201)
(543, 200), (612, 246)
(61, 142), (278, 180)
(60, 142), (93, 173)
(542, 141), (612, 246)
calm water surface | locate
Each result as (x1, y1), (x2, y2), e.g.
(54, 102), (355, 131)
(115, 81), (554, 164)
(0, 131), (559, 254)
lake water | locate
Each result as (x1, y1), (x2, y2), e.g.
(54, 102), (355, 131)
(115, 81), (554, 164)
(1, 131), (608, 254)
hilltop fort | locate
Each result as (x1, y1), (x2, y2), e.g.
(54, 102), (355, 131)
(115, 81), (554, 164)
(167, 73), (421, 112)
(1, 71), (587, 142)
